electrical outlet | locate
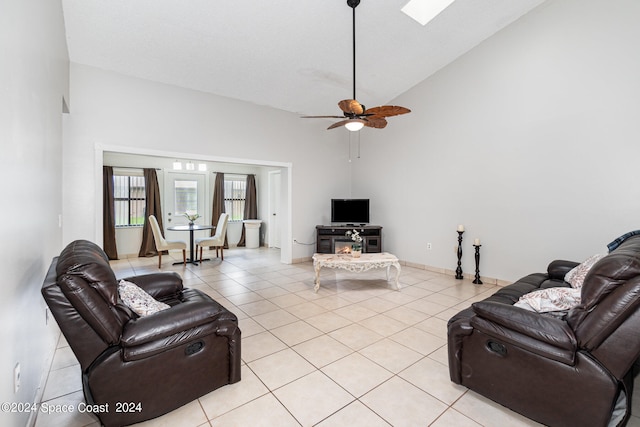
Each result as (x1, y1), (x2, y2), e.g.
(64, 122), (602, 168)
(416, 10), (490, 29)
(427, 243), (432, 250)
(14, 363), (20, 394)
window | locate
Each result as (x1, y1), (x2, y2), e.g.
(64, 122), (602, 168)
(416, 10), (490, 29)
(114, 174), (146, 226)
(174, 179), (198, 215)
(224, 176), (246, 221)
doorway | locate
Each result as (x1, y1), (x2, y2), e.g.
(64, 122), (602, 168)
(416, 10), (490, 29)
(97, 144), (293, 264)
(268, 170), (281, 248)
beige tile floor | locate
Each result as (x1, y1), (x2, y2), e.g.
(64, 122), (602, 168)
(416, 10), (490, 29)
(35, 247), (640, 427)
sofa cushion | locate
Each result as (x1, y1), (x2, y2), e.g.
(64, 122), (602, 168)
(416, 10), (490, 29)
(483, 273), (568, 306)
(547, 260), (580, 281)
(515, 287), (581, 313)
(564, 254), (607, 289)
(581, 237), (640, 308)
(119, 280), (170, 317)
(568, 235), (640, 330)
(57, 239), (119, 306)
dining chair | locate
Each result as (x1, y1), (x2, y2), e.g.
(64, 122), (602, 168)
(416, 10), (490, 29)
(195, 213), (229, 262)
(148, 215), (186, 268)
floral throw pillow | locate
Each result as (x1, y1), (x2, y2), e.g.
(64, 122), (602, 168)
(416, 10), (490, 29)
(515, 287), (581, 313)
(564, 254), (607, 289)
(118, 280), (170, 317)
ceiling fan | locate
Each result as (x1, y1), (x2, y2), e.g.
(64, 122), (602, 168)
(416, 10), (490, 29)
(302, 0), (411, 131)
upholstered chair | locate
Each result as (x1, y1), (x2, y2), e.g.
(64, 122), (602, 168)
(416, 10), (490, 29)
(148, 214), (186, 268)
(195, 213), (229, 261)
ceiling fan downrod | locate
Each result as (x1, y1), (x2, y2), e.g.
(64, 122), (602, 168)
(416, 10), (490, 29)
(348, 0), (360, 102)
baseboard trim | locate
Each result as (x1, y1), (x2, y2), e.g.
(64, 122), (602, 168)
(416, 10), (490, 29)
(399, 260), (502, 286)
(28, 328), (61, 427)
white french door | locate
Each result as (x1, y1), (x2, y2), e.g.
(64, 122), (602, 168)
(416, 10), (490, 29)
(163, 171), (208, 238)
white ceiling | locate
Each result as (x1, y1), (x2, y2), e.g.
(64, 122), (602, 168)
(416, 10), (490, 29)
(62, 0), (546, 116)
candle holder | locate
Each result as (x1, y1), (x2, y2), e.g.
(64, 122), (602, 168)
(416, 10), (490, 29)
(455, 231), (464, 279)
(473, 244), (483, 284)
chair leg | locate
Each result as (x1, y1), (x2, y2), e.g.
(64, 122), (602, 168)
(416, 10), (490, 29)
(220, 246), (224, 261)
(182, 249), (186, 265)
(199, 246), (203, 263)
(158, 251), (162, 268)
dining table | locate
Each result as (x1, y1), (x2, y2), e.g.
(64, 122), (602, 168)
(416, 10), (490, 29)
(167, 224), (215, 265)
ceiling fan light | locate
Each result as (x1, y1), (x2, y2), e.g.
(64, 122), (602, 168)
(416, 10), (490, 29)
(345, 119), (365, 131)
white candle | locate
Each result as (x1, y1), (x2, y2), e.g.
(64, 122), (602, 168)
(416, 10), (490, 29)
(474, 238), (481, 246)
(457, 224), (464, 232)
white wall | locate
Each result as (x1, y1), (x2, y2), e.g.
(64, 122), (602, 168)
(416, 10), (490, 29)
(353, 0), (640, 282)
(64, 64), (350, 262)
(0, 0), (69, 425)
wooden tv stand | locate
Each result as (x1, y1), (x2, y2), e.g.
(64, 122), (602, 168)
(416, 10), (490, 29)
(316, 225), (382, 254)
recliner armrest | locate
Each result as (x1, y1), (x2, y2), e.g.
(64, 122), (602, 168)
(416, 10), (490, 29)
(121, 301), (235, 347)
(472, 301), (577, 351)
(547, 260), (579, 281)
(120, 272), (183, 299)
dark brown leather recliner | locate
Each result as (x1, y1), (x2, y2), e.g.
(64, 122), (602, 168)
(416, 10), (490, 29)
(42, 240), (241, 427)
(448, 234), (640, 427)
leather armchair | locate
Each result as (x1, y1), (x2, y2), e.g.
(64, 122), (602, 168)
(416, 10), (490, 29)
(448, 235), (640, 427)
(42, 240), (241, 427)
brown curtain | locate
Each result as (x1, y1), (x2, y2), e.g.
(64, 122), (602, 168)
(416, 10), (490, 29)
(138, 168), (163, 257)
(211, 172), (228, 248)
(102, 166), (118, 260)
(237, 174), (257, 247)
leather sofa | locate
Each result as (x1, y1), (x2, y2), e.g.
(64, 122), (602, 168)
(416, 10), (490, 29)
(42, 240), (241, 426)
(448, 234), (640, 427)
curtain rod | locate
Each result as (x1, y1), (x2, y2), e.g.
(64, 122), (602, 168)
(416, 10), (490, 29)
(211, 172), (254, 176)
(107, 166), (161, 170)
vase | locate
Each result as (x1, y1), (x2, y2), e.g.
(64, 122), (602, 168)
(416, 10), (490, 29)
(351, 244), (362, 258)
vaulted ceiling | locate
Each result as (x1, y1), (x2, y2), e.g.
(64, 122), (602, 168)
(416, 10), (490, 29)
(62, 0), (546, 116)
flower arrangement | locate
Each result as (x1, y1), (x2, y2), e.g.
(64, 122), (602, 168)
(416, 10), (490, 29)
(346, 229), (363, 256)
(184, 211), (200, 224)
(346, 229), (363, 244)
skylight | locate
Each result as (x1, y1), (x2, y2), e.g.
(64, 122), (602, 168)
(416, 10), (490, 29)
(401, 0), (456, 26)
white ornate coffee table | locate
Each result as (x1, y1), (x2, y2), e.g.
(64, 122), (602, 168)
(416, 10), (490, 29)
(312, 252), (401, 293)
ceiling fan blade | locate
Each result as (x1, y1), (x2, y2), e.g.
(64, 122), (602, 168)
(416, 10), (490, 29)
(301, 115), (346, 119)
(363, 105), (411, 118)
(364, 117), (387, 129)
(338, 99), (365, 115)
(327, 119), (354, 130)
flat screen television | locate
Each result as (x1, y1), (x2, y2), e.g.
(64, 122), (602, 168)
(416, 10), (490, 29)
(331, 199), (370, 224)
